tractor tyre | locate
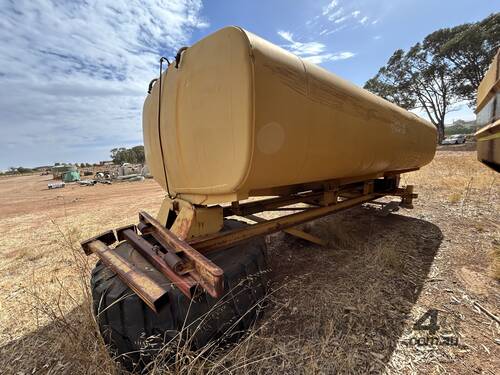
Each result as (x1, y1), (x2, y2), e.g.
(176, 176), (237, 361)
(90, 219), (269, 370)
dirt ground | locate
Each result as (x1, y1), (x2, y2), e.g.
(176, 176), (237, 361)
(0, 151), (498, 374)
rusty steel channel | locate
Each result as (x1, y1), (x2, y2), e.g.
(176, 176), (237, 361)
(190, 192), (380, 252)
(82, 239), (169, 312)
(115, 225), (198, 299)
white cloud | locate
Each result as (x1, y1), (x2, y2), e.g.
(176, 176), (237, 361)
(334, 15), (349, 24)
(322, 0), (338, 16)
(277, 30), (294, 43)
(327, 8), (345, 22)
(320, 3), (374, 28)
(277, 30), (355, 64)
(331, 51), (356, 60)
(325, 24), (348, 35)
(372, 19), (379, 25)
(373, 35), (382, 40)
(0, 0), (209, 168)
(303, 51), (355, 64)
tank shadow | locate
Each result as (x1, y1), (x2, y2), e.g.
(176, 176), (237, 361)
(265, 205), (443, 373)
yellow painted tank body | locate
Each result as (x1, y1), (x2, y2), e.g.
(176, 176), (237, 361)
(143, 26), (437, 204)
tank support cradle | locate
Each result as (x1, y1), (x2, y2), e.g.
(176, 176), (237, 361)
(81, 175), (417, 312)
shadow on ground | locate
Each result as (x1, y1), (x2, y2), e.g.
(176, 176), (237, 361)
(262, 205), (443, 373)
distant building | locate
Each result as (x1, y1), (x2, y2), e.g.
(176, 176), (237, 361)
(100, 160), (114, 166)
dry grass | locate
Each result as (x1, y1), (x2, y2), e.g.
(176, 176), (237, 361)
(448, 192), (462, 204)
(0, 151), (499, 374)
(492, 244), (500, 281)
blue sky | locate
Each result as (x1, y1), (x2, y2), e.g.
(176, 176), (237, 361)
(0, 1), (497, 170)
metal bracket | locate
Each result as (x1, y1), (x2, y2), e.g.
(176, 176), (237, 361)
(377, 201), (400, 217)
(139, 211), (224, 298)
(399, 185), (417, 209)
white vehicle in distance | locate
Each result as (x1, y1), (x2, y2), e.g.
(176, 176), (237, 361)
(442, 134), (466, 145)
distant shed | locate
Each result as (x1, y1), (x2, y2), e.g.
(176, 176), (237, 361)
(51, 164), (77, 180)
(62, 170), (80, 182)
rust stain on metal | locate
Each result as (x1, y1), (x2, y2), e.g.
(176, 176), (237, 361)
(170, 206), (195, 239)
(117, 227), (197, 298)
(80, 229), (116, 255)
(139, 211), (224, 298)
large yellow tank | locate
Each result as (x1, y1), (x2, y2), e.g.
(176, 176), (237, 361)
(143, 26), (437, 204)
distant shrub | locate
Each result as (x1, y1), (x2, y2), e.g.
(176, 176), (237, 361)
(18, 167), (33, 174)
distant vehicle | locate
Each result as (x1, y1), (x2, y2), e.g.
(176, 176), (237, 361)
(442, 134), (466, 145)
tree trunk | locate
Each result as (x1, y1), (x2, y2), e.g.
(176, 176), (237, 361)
(436, 121), (445, 144)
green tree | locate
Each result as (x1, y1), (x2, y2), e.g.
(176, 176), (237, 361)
(130, 145), (145, 164)
(364, 13), (499, 143)
(365, 44), (457, 142)
(110, 147), (127, 164)
(110, 146), (145, 164)
(17, 167), (33, 174)
(424, 13), (499, 104)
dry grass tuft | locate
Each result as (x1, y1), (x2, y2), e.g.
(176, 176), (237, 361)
(448, 191), (462, 204)
(491, 243), (500, 281)
(0, 221), (117, 374)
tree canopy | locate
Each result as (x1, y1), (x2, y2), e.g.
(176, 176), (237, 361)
(110, 146), (145, 165)
(364, 13), (499, 143)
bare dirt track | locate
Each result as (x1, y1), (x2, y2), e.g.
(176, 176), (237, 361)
(0, 151), (498, 374)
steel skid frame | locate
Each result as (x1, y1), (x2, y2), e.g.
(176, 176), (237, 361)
(81, 171), (417, 312)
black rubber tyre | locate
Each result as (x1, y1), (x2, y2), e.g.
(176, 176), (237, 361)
(91, 219), (269, 370)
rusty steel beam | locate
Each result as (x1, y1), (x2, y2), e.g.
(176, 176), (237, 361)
(190, 193), (380, 252)
(80, 229), (116, 255)
(223, 191), (325, 217)
(246, 214), (327, 246)
(81, 238), (169, 313)
(223, 179), (386, 218)
(115, 225), (197, 299)
(139, 211), (224, 299)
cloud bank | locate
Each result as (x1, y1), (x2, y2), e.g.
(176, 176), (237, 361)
(0, 0), (208, 168)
